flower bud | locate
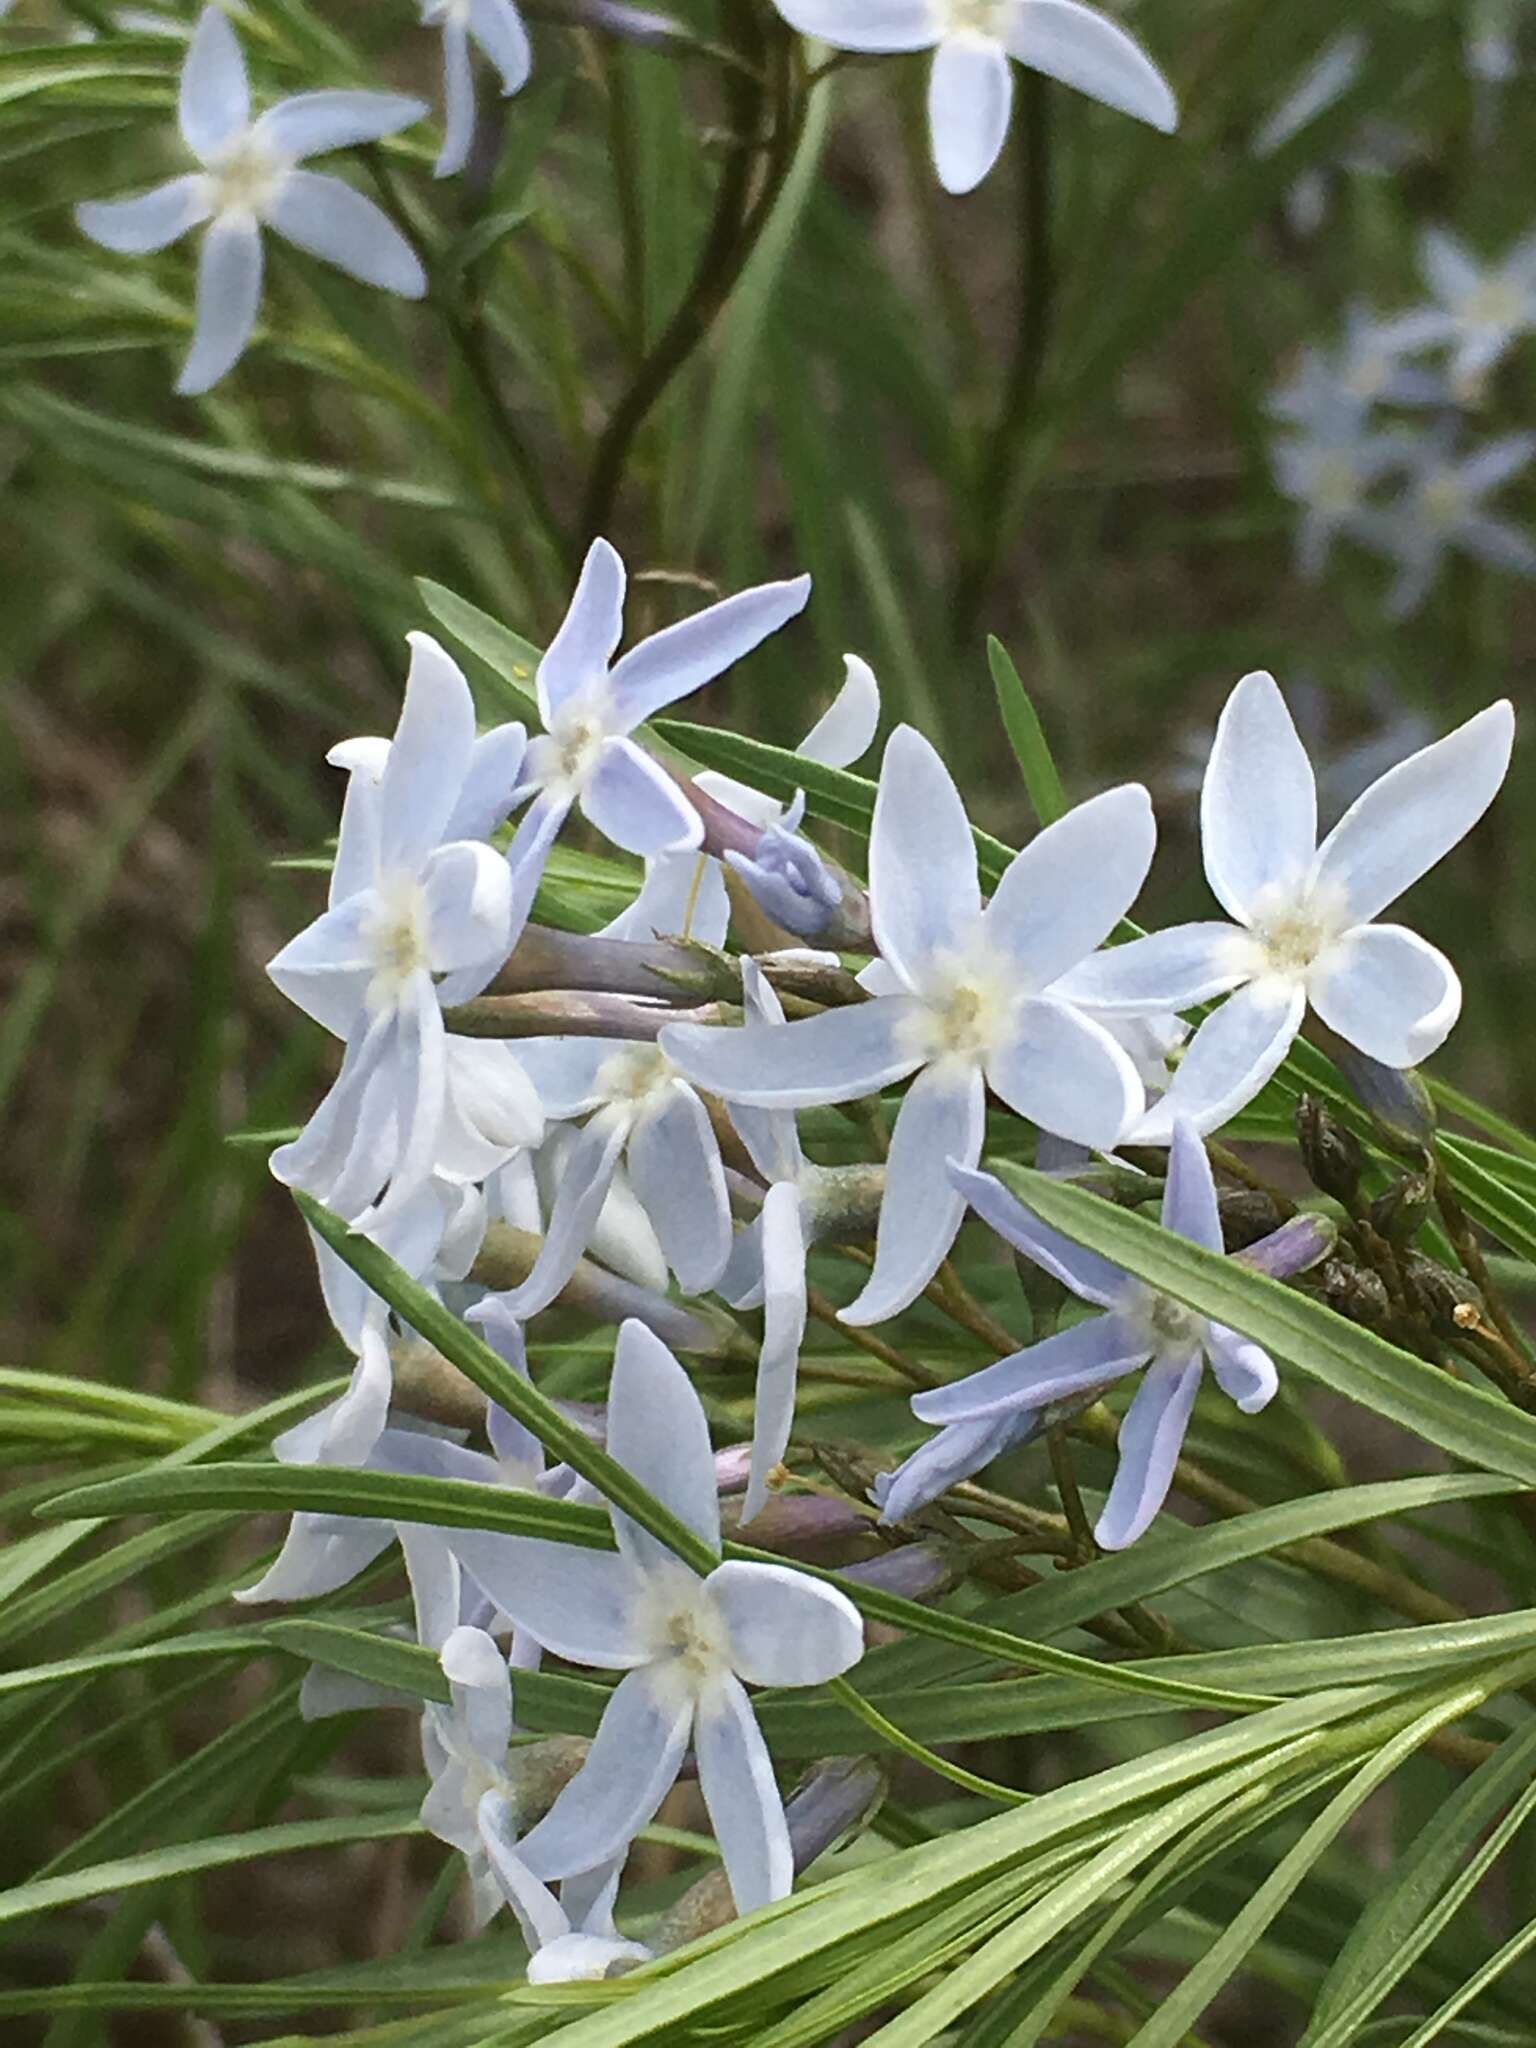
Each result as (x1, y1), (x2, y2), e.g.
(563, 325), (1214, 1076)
(1369, 1171), (1434, 1246)
(1296, 1095), (1366, 1207)
(720, 1490), (873, 1559)
(1331, 1042), (1437, 1159)
(1310, 1257), (1391, 1328)
(1399, 1251), (1486, 1336)
(1218, 1188), (1289, 1250)
(1235, 1211), (1337, 1281)
(838, 1543), (950, 1602)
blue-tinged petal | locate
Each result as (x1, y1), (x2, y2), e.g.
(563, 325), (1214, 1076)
(1132, 981), (1305, 1143)
(539, 537), (627, 723)
(268, 170), (427, 296)
(329, 749), (384, 909)
(581, 737), (702, 855)
(400, 1522), (463, 1652)
(266, 894), (373, 1036)
(176, 213), (263, 395)
(983, 784), (1155, 988)
(911, 1313), (1148, 1425)
(707, 1559), (862, 1687)
(269, 1009), (395, 1198)
(606, 576), (810, 731)
(234, 1511), (392, 1604)
(434, 14), (475, 178)
(1309, 923), (1460, 1067)
(1053, 923), (1254, 1014)
(868, 726), (979, 988)
(771, 0), (939, 52)
(662, 994), (922, 1110)
(798, 654), (880, 767)
(517, 1667), (694, 1880)
(1203, 1324), (1278, 1414)
(497, 1109), (630, 1316)
(442, 1623), (514, 1760)
(742, 1181), (807, 1522)
(927, 32), (1012, 194)
(375, 634), (477, 877)
(253, 90), (427, 160)
(449, 1532), (651, 1666)
(1159, 1118), (1224, 1253)
(421, 839), (513, 973)
(606, 1319), (721, 1571)
(445, 723), (528, 842)
(626, 1083), (731, 1294)
(1004, 0), (1177, 132)
(179, 5), (250, 164)
(694, 1672), (793, 1914)
(841, 1058), (984, 1325)
(600, 849), (730, 948)
(1094, 1353), (1203, 1549)
(1200, 672), (1317, 923)
(274, 1318), (394, 1466)
(76, 174), (211, 253)
(948, 1162), (1129, 1307)
(513, 1037), (615, 1118)
(985, 997), (1143, 1151)
(874, 1408), (1042, 1524)
(478, 1793), (570, 1949)
(469, 0), (533, 93)
(351, 969), (448, 1228)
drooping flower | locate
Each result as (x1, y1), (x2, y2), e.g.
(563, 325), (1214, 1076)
(511, 537), (810, 886)
(267, 634), (532, 1229)
(443, 1320), (865, 1913)
(770, 1), (1176, 195)
(419, 1626), (531, 1927)
(420, 0), (532, 179)
(75, 7), (427, 393)
(1058, 672), (1514, 1139)
(909, 1123), (1286, 1547)
(662, 725), (1156, 1324)
(478, 1795), (651, 1981)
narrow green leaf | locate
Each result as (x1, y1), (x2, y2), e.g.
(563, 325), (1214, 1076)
(987, 636), (1066, 826)
(414, 578), (539, 720)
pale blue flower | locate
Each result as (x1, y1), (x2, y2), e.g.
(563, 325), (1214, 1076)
(910, 1124), (1279, 1548)
(1355, 430), (1536, 616)
(662, 725), (1157, 1324)
(443, 1320), (865, 1914)
(770, 0), (1176, 195)
(422, 0), (532, 177)
(1270, 413), (1407, 582)
(75, 7), (427, 393)
(267, 634), (527, 1229)
(1387, 228), (1536, 397)
(873, 1405), (1044, 1525)
(1058, 672), (1514, 1139)
(478, 1796), (651, 1980)
(421, 1625), (529, 1926)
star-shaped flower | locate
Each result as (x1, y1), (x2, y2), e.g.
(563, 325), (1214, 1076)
(444, 1320), (865, 1913)
(421, 0), (532, 178)
(770, 0), (1176, 195)
(1058, 672), (1514, 1139)
(909, 1123), (1283, 1547)
(662, 725), (1156, 1324)
(75, 7), (427, 393)
(1388, 227), (1536, 398)
(1355, 430), (1536, 617)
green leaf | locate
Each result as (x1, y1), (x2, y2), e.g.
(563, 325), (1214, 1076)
(987, 636), (1067, 826)
(414, 578), (539, 720)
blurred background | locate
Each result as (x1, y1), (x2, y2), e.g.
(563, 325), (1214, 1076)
(3, 0), (1535, 2034)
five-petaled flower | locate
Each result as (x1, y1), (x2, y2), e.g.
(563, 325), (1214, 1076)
(420, 0), (532, 178)
(75, 7), (427, 393)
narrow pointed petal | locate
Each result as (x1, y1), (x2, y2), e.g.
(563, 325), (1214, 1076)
(770, 0), (939, 51)
(447, 1533), (651, 1666)
(76, 174), (210, 254)
(1094, 1353), (1203, 1549)
(869, 726), (980, 987)
(442, 1624), (514, 1760)
(1309, 923), (1461, 1066)
(439, 1041), (544, 1175)
(627, 1084), (731, 1293)
(421, 839), (513, 974)
(1421, 226), (1479, 304)
(254, 89), (427, 160)
(742, 1181), (808, 1522)
(352, 972), (447, 1229)
(269, 1010), (394, 1197)
(607, 577), (811, 730)
(276, 1319), (395, 1465)
(1200, 672), (1318, 921)
(948, 1162), (1128, 1307)
(581, 737), (702, 855)
(513, 1037), (615, 1117)
(841, 1060), (984, 1325)
(694, 1673), (793, 1914)
(517, 1668), (693, 1881)
(266, 894), (373, 1035)
(985, 998), (1143, 1151)
(435, 15), (476, 178)
(506, 791), (568, 935)
(446, 723), (528, 842)
(1204, 1324), (1278, 1414)
(600, 849), (729, 948)
(179, 5), (249, 163)
(330, 754), (383, 908)
(176, 213), (263, 396)
(798, 654), (880, 767)
(1133, 980), (1306, 1142)
(928, 33), (1012, 194)
(1159, 1118), (1224, 1253)
(912, 1313), (1149, 1424)
(470, 0), (533, 93)
(539, 537), (626, 723)
(607, 1319), (721, 1571)
(479, 1793), (569, 1949)
(707, 1559), (863, 1686)
(497, 1111), (629, 1317)
(874, 1409), (1042, 1524)
(1310, 701), (1514, 924)
(270, 170), (426, 296)
(234, 1512), (391, 1604)
(376, 633), (477, 875)
(984, 785), (1155, 987)
(661, 996), (922, 1110)
(402, 1525), (464, 1653)
(1053, 922), (1255, 1013)
(1005, 0), (1177, 131)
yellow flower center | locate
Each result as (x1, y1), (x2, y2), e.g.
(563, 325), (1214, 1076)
(363, 875), (431, 1010)
(209, 138), (285, 218)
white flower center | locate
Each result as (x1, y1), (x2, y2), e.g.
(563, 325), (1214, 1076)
(946, 0), (1009, 36)
(1245, 878), (1349, 980)
(906, 946), (1014, 1067)
(1418, 474), (1467, 530)
(362, 874), (433, 1010)
(1309, 450), (1363, 515)
(640, 1571), (730, 1685)
(1463, 276), (1526, 329)
(1343, 352), (1387, 401)
(594, 1044), (674, 1106)
(208, 137), (286, 219)
(529, 710), (609, 798)
(1125, 1284), (1206, 1355)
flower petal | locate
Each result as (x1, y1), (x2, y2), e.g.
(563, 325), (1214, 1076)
(351, 970), (448, 1229)
(1203, 1324), (1278, 1414)
(798, 654), (880, 767)
(912, 1313), (1150, 1424)
(276, 1317), (395, 1465)
(469, 0), (533, 93)
(607, 1319), (721, 1571)
(434, 15), (475, 178)
(176, 212), (263, 396)
(329, 748), (385, 908)
(1159, 1117), (1224, 1254)
(984, 784), (1155, 988)
(1200, 671), (1318, 922)
(266, 894), (373, 1035)
(445, 723), (529, 842)
(1133, 979), (1305, 1142)
(661, 995), (922, 1110)
(376, 633), (478, 875)
(927, 32), (1013, 195)
(770, 0), (940, 52)
(442, 1623), (514, 1760)
(539, 537), (627, 724)
(742, 1182), (808, 1523)
(76, 174), (210, 254)
(1309, 923), (1461, 1067)
(268, 170), (426, 296)
(948, 1162), (1127, 1307)
(581, 737), (702, 856)
(869, 725), (980, 985)
(707, 1559), (864, 1687)
(234, 1511), (391, 1604)
(478, 1793), (569, 1949)
(1094, 1353), (1203, 1549)
(1005, 0), (1177, 131)
(841, 1059), (985, 1325)
(874, 1409), (1043, 1524)
(447, 1533), (651, 1667)
(253, 89), (426, 160)
(607, 577), (812, 731)
(1310, 701), (1514, 925)
(627, 1084), (732, 1294)
(517, 1667), (694, 1881)
(985, 997), (1143, 1150)
(694, 1672), (793, 1914)
(514, 1037), (615, 1117)
(600, 850), (730, 948)
(497, 1109), (630, 1317)
(179, 5), (249, 164)
(1053, 923), (1254, 1013)
(1420, 226), (1479, 305)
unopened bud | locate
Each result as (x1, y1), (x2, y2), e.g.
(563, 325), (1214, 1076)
(1399, 1251), (1485, 1337)
(1218, 1188), (1288, 1250)
(1296, 1095), (1365, 1207)
(1331, 1043), (1436, 1159)
(721, 1490), (872, 1559)
(1310, 1257), (1391, 1327)
(802, 1162), (886, 1245)
(838, 1543), (950, 1603)
(1369, 1171), (1434, 1246)
(1235, 1211), (1336, 1281)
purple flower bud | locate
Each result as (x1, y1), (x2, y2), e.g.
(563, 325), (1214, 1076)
(1236, 1211), (1337, 1281)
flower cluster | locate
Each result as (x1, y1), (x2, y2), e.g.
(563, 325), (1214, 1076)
(249, 534), (1514, 1974)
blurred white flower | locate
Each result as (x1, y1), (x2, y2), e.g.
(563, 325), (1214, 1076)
(421, 0), (531, 179)
(1271, 414), (1407, 582)
(769, 0), (1175, 195)
(75, 7), (427, 392)
(1387, 227), (1536, 398)
(1355, 429), (1536, 615)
